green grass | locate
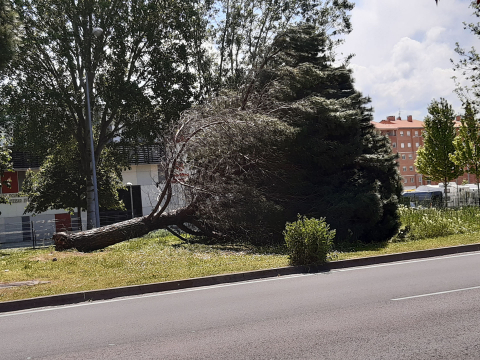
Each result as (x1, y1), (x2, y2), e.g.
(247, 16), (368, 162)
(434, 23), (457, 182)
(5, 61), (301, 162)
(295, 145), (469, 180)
(332, 232), (480, 261)
(2, 208), (480, 303)
(0, 231), (289, 302)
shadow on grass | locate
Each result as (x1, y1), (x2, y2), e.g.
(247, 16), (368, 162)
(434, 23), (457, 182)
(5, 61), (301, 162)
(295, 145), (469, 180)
(171, 236), (289, 256)
(333, 240), (390, 254)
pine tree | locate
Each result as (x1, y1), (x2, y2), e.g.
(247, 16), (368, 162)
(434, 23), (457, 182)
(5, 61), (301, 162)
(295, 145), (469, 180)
(247, 24), (402, 245)
(53, 23), (403, 250)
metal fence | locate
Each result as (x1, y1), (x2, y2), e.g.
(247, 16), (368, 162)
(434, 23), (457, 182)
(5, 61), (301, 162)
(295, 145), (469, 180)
(0, 213), (138, 249)
(400, 193), (480, 209)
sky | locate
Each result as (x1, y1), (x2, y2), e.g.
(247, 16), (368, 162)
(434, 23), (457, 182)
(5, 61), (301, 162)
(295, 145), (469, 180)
(337, 0), (480, 122)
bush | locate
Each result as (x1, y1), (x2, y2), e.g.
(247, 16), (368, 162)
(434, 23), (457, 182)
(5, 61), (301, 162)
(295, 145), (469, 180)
(397, 205), (476, 240)
(284, 215), (335, 265)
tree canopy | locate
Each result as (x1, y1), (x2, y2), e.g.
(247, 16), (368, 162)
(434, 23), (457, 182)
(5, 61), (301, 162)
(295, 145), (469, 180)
(21, 139), (124, 217)
(54, 19), (402, 251)
(0, 0), (211, 227)
(161, 23), (402, 246)
(0, 0), (16, 71)
(415, 98), (464, 205)
(450, 101), (480, 201)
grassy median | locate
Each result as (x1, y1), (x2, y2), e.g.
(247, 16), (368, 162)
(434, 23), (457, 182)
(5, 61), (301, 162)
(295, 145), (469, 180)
(2, 211), (480, 302)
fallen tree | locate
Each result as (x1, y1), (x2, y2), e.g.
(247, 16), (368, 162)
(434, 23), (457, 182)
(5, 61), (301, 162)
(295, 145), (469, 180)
(53, 94), (291, 251)
(53, 24), (401, 252)
(53, 207), (195, 252)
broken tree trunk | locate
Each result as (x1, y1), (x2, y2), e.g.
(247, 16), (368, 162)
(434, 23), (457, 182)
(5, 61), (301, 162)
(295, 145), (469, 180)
(53, 207), (194, 252)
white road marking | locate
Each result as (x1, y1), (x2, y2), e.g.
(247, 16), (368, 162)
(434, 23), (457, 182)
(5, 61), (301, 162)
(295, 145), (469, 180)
(0, 273), (314, 318)
(331, 251), (480, 272)
(2, 250), (480, 317)
(392, 285), (480, 301)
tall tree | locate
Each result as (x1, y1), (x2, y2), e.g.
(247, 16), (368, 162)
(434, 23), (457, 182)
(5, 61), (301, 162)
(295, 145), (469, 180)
(415, 98), (464, 206)
(450, 101), (480, 204)
(0, 0), (210, 228)
(209, 0), (354, 90)
(453, 1), (480, 106)
(256, 24), (401, 245)
(0, 0), (16, 71)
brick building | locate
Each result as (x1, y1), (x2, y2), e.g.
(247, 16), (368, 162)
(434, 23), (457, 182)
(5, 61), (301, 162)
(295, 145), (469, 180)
(372, 115), (475, 190)
(373, 115), (425, 189)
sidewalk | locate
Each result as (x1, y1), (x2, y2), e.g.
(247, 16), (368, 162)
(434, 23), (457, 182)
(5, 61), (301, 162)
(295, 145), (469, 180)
(1, 242), (480, 314)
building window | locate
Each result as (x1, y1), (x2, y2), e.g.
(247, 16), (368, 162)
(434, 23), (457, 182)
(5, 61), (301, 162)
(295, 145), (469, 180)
(400, 131), (404, 136)
(415, 131), (419, 136)
(401, 154), (406, 160)
(427, 180), (431, 185)
(392, 143), (396, 148)
(401, 143), (405, 148)
(403, 166), (407, 172)
(407, 131), (410, 136)
(409, 154), (413, 159)
(416, 143), (419, 148)
(409, 166), (413, 171)
(410, 178), (414, 183)
(408, 143), (411, 148)
(404, 178), (407, 184)
(418, 175), (422, 183)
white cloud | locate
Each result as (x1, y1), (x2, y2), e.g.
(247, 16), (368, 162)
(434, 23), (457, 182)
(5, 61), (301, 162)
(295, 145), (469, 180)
(338, 0), (480, 121)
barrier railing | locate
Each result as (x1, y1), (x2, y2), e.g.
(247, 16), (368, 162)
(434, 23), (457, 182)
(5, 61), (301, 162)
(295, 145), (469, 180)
(0, 213), (142, 249)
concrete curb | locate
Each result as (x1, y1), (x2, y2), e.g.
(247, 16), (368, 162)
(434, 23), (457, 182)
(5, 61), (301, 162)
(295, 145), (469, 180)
(2, 242), (480, 314)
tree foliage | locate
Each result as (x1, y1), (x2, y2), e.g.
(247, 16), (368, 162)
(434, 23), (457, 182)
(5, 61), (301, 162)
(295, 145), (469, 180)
(453, 1), (480, 106)
(160, 23), (401, 246)
(53, 4), (402, 251)
(21, 139), (124, 216)
(450, 101), (480, 199)
(208, 0), (354, 90)
(415, 98), (464, 204)
(0, 0), (17, 71)
(0, 138), (12, 204)
(0, 0), (210, 227)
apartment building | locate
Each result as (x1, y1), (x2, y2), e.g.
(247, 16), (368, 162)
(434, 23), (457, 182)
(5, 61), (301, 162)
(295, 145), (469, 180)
(373, 115), (424, 189)
(373, 115), (477, 190)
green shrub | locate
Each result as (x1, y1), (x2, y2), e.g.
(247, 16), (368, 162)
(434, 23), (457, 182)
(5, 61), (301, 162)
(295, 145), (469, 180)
(397, 205), (478, 240)
(284, 215), (335, 265)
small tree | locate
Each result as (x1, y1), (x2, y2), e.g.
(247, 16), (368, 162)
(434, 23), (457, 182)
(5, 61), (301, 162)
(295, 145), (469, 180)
(22, 140), (124, 224)
(415, 98), (464, 206)
(450, 102), (480, 205)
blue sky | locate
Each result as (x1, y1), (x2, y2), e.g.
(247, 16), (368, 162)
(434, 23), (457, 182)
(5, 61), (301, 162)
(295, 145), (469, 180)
(337, 0), (480, 121)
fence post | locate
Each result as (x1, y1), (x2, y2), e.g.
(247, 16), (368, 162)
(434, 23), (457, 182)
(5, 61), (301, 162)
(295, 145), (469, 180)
(31, 221), (35, 249)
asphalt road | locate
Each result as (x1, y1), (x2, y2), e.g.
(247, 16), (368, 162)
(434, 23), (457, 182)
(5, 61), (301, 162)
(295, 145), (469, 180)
(2, 252), (480, 359)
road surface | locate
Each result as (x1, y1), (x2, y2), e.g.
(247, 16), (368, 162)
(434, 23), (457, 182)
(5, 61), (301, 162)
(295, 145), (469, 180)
(2, 252), (480, 359)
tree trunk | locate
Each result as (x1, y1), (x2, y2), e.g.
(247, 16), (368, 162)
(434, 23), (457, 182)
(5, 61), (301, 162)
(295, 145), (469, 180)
(53, 207), (194, 252)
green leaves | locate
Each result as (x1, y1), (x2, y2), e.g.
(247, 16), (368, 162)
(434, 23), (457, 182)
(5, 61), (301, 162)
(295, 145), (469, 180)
(21, 139), (124, 215)
(284, 215), (335, 265)
(415, 98), (464, 207)
(1, 0), (210, 217)
(450, 101), (480, 192)
(415, 98), (463, 185)
(0, 0), (17, 71)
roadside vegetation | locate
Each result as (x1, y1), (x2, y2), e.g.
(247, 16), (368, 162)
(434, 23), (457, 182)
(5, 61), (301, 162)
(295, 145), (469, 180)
(2, 206), (480, 302)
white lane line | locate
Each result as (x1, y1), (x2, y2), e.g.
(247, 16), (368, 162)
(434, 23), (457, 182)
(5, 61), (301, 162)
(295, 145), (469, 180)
(3, 250), (480, 317)
(392, 285), (480, 301)
(0, 273), (315, 318)
(332, 251), (480, 273)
